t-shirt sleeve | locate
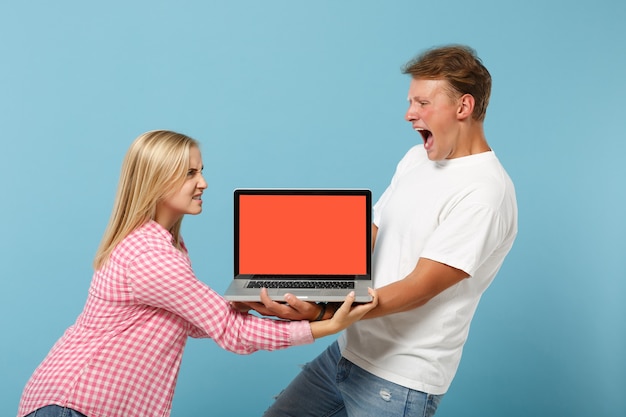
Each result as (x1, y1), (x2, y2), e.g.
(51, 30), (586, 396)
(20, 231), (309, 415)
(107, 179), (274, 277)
(420, 202), (509, 277)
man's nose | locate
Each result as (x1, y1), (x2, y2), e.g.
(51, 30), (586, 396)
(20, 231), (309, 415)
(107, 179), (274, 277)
(405, 107), (416, 122)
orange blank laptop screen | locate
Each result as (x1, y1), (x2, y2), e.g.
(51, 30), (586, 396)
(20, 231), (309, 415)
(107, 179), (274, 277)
(238, 195), (367, 275)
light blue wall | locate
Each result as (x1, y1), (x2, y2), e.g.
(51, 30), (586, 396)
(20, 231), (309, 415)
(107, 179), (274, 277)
(1, 1), (624, 416)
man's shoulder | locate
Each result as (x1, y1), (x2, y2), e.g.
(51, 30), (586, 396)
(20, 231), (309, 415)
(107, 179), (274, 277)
(394, 145), (428, 172)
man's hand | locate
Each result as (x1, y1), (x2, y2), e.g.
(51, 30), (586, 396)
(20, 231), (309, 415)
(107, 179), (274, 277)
(310, 288), (378, 339)
(231, 288), (322, 321)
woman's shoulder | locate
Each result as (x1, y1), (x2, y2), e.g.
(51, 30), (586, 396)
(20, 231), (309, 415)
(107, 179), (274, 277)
(112, 221), (179, 263)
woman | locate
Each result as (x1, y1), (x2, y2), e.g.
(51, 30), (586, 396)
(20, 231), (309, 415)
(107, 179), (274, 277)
(18, 130), (377, 417)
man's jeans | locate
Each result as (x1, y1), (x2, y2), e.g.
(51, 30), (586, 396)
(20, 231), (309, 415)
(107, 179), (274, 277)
(263, 341), (443, 417)
(24, 405), (88, 417)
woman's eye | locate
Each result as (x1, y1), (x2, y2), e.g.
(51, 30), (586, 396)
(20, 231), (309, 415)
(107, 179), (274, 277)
(187, 167), (203, 177)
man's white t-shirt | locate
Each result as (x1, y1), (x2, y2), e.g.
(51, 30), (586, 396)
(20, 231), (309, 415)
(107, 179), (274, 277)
(339, 145), (518, 395)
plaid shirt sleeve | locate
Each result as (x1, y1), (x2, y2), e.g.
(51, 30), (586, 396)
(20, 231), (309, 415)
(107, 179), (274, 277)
(127, 244), (313, 354)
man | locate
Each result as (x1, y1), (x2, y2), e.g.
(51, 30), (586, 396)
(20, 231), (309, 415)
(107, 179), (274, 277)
(246, 44), (518, 417)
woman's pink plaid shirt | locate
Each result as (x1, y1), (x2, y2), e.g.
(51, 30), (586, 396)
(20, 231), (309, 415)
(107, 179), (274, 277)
(18, 221), (313, 417)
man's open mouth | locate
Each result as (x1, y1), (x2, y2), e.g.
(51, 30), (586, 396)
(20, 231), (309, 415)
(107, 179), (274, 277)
(417, 128), (432, 143)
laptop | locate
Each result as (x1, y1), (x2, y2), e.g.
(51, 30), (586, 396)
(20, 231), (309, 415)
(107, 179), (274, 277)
(223, 188), (373, 302)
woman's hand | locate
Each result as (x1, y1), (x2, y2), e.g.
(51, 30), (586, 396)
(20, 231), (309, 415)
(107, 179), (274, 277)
(309, 288), (378, 339)
(231, 288), (324, 321)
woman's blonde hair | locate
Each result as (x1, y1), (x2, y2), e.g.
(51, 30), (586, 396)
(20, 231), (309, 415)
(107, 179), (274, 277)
(93, 130), (200, 270)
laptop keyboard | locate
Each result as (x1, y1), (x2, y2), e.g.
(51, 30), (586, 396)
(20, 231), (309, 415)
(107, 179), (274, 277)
(246, 280), (355, 289)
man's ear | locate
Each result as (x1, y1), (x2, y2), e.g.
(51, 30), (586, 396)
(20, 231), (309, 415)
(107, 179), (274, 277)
(457, 94), (475, 120)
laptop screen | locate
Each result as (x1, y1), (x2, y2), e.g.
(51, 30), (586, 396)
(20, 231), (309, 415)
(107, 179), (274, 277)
(235, 190), (371, 277)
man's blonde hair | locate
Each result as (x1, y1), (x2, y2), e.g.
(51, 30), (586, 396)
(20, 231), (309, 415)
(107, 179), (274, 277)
(93, 130), (200, 270)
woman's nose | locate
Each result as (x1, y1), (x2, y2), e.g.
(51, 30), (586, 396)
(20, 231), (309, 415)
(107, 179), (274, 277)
(198, 174), (208, 189)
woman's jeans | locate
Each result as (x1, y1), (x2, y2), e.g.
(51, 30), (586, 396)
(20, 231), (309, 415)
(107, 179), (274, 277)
(263, 341), (443, 417)
(24, 405), (88, 417)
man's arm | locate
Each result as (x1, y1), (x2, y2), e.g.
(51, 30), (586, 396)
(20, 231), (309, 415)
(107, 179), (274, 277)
(371, 223), (378, 252)
(236, 222), (468, 321)
(361, 257), (468, 319)
(366, 223), (469, 318)
(238, 257), (467, 321)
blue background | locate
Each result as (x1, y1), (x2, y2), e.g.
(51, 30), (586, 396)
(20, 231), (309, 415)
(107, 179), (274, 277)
(1, 1), (625, 416)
